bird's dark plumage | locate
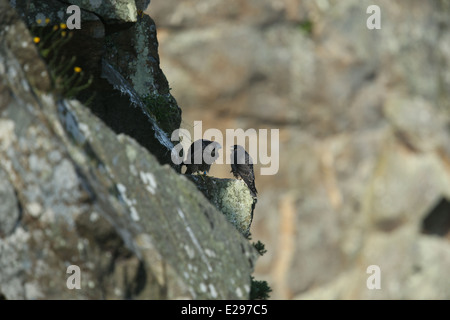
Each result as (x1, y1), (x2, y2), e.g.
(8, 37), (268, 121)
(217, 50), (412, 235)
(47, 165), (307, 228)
(230, 145), (257, 197)
(183, 139), (221, 174)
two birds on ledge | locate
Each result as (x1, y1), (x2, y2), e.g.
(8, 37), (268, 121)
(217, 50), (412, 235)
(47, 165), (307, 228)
(181, 139), (258, 198)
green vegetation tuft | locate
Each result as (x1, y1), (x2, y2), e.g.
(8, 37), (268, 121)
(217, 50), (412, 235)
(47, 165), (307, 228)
(31, 20), (93, 103)
(142, 93), (181, 134)
(250, 276), (272, 300)
(253, 240), (267, 256)
(298, 20), (313, 35)
(246, 233), (272, 299)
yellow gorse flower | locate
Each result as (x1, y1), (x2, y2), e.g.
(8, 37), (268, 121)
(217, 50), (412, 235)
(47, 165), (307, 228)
(74, 66), (82, 73)
(45, 18), (50, 24)
(53, 25), (59, 31)
(61, 31), (67, 37)
(36, 19), (42, 25)
(33, 37), (40, 44)
(60, 23), (67, 29)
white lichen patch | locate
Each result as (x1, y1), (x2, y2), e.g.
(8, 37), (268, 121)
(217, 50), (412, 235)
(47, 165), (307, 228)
(125, 143), (137, 162)
(27, 202), (42, 218)
(235, 287), (243, 298)
(24, 282), (44, 300)
(128, 32), (150, 96)
(139, 171), (157, 194)
(129, 164), (137, 176)
(204, 248), (216, 258)
(90, 211), (99, 222)
(7, 65), (17, 79)
(184, 244), (195, 259)
(208, 284), (218, 298)
(130, 206), (140, 221)
(53, 159), (79, 192)
(116, 183), (140, 221)
(117, 183), (126, 194)
(0, 120), (16, 150)
(78, 123), (91, 140)
(214, 180), (253, 235)
(77, 239), (84, 252)
(11, 226), (30, 243)
(21, 79), (30, 92)
(199, 283), (207, 293)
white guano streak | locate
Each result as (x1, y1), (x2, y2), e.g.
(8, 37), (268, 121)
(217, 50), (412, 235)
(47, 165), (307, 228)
(177, 208), (213, 273)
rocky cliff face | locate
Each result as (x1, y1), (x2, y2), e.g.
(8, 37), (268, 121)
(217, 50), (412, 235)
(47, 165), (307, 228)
(149, 0), (450, 299)
(0, 0), (258, 299)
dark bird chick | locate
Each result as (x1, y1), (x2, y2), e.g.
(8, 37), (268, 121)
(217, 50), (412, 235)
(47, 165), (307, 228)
(230, 145), (257, 197)
(183, 139), (221, 174)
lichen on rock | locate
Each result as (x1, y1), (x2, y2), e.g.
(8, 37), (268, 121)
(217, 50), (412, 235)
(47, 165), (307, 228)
(186, 175), (256, 236)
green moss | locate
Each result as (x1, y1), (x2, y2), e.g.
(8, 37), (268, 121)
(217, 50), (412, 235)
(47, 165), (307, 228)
(298, 20), (313, 36)
(142, 93), (181, 134)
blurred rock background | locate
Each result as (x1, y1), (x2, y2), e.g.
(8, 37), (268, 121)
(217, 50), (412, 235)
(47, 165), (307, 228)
(147, 0), (450, 299)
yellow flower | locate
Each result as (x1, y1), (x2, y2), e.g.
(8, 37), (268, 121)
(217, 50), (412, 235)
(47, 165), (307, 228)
(53, 25), (59, 31)
(36, 19), (42, 25)
(45, 18), (50, 24)
(33, 37), (40, 44)
(61, 31), (67, 37)
(60, 23), (67, 29)
(74, 66), (82, 73)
